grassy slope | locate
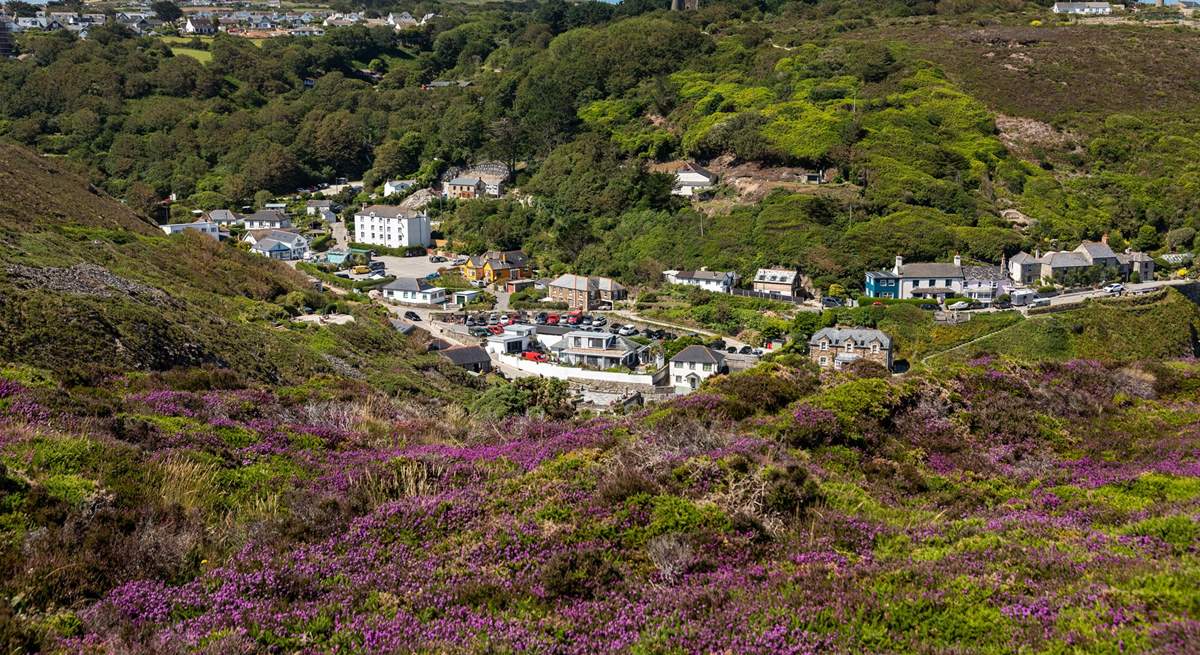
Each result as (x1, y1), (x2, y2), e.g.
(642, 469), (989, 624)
(0, 144), (473, 397)
(932, 288), (1200, 364)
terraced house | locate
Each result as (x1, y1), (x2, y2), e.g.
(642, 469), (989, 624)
(1008, 240), (1154, 285)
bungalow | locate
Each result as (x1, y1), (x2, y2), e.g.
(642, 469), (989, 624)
(382, 179), (416, 197)
(161, 221), (220, 238)
(461, 250), (532, 285)
(751, 267), (803, 298)
(204, 209), (242, 226)
(547, 274), (627, 310)
(381, 278), (446, 306)
(669, 345), (727, 391)
(242, 209), (291, 230)
(551, 330), (650, 370)
(440, 345), (492, 373)
(452, 289), (482, 306)
(244, 229), (308, 260)
(864, 255), (965, 301)
(672, 162), (716, 197)
(1051, 2), (1113, 14)
(809, 327), (893, 371)
(663, 269), (739, 294)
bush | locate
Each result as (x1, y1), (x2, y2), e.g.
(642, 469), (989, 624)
(540, 549), (621, 600)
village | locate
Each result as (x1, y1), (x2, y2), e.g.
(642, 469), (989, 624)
(149, 156), (1180, 411)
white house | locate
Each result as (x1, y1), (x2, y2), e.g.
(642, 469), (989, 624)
(204, 209), (242, 226)
(184, 17), (216, 34)
(550, 331), (649, 370)
(161, 221), (220, 238)
(353, 205), (431, 250)
(382, 179), (416, 197)
(242, 210), (291, 230)
(864, 255), (965, 301)
(669, 345), (726, 392)
(486, 324), (535, 355)
(672, 162), (716, 197)
(1051, 2), (1113, 14)
(381, 277), (446, 305)
(244, 229), (308, 260)
(305, 199), (332, 216)
(663, 269), (739, 294)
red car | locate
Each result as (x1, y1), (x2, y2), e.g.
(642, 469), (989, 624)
(547, 314), (560, 325)
(521, 351), (547, 362)
(488, 325), (504, 335)
(566, 314), (580, 325)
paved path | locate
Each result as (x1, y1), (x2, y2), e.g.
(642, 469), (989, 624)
(331, 219), (348, 249)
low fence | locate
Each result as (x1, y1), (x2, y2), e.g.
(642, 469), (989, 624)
(499, 355), (667, 387)
(731, 288), (806, 304)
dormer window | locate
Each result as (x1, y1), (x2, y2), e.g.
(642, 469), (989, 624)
(845, 342), (854, 353)
(820, 341), (828, 351)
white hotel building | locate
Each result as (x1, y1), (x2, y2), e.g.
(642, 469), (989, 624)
(353, 205), (431, 250)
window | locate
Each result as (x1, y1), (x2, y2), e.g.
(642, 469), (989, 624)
(845, 343), (854, 353)
(871, 344), (879, 353)
(702, 363), (712, 372)
(819, 356), (828, 366)
(820, 341), (828, 351)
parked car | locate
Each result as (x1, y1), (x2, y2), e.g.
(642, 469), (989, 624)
(994, 300), (1013, 309)
(618, 326), (638, 336)
(739, 345), (754, 354)
(368, 261), (386, 272)
(428, 255), (446, 263)
(709, 339), (727, 350)
(580, 316), (593, 325)
(451, 257), (468, 266)
(368, 273), (386, 280)
(465, 317), (476, 327)
(352, 265), (370, 275)
(967, 302), (985, 310)
(535, 313), (547, 325)
(547, 314), (560, 325)
(334, 272), (351, 279)
(821, 297), (843, 308)
(592, 316), (607, 327)
(521, 351), (548, 362)
(1103, 283), (1125, 294)
(726, 346), (737, 354)
(918, 303), (939, 311)
(403, 311), (421, 321)
(566, 314), (581, 325)
(947, 301), (970, 311)
(488, 325), (504, 335)
(1031, 298), (1051, 308)
(469, 327), (489, 337)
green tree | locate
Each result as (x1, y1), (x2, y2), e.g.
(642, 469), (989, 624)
(1134, 225), (1159, 252)
(151, 1), (183, 23)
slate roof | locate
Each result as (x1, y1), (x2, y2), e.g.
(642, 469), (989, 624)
(306, 199), (332, 208)
(963, 265), (1007, 282)
(206, 209), (241, 223)
(897, 262), (963, 279)
(674, 270), (733, 282)
(1076, 240), (1117, 261)
(448, 176), (483, 186)
(441, 346), (491, 367)
(468, 250), (529, 270)
(754, 268), (798, 284)
(384, 277), (440, 293)
(549, 274), (625, 293)
(243, 209), (289, 224)
(809, 327), (892, 349)
(1045, 252), (1091, 269)
(671, 345), (726, 366)
(677, 162), (715, 181)
(357, 205), (410, 219)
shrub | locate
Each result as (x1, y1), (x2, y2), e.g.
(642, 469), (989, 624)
(762, 464), (820, 516)
(598, 466), (659, 504)
(539, 548), (621, 600)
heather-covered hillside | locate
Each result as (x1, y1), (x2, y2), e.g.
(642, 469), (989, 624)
(4, 356), (1197, 653)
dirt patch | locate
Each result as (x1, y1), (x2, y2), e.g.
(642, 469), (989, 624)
(995, 114), (1080, 156)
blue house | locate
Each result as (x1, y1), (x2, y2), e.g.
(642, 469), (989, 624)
(864, 270), (900, 298)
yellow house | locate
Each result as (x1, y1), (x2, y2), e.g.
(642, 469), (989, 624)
(461, 250), (532, 284)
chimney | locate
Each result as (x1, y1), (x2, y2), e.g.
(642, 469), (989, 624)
(953, 254), (961, 267)
(893, 255), (903, 275)
(1035, 248), (1041, 259)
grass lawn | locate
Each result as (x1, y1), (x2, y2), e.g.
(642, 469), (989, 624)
(171, 47), (213, 63)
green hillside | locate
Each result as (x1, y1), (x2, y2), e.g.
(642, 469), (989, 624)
(0, 144), (471, 396)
